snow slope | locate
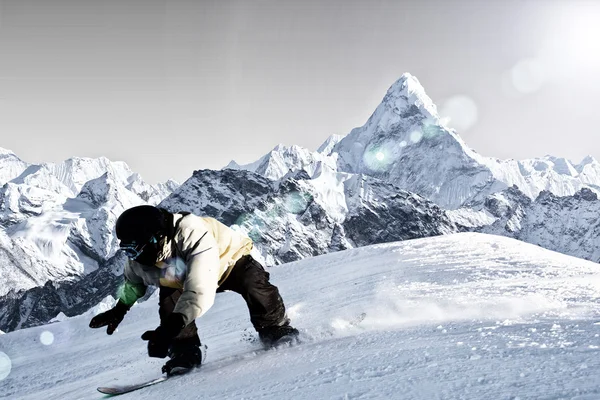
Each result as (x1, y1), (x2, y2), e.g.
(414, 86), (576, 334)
(2, 233), (600, 399)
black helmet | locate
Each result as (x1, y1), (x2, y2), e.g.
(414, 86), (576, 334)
(116, 205), (168, 244)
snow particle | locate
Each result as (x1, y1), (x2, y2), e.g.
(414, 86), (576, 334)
(40, 330), (55, 346)
(375, 152), (385, 161)
(0, 352), (11, 380)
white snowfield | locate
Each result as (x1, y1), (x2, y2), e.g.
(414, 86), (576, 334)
(2, 232), (600, 400)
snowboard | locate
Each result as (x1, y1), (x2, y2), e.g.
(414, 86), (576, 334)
(97, 364), (202, 396)
(97, 335), (301, 396)
(97, 376), (170, 396)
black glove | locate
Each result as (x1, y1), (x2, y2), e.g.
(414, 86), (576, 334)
(141, 313), (186, 358)
(89, 301), (130, 335)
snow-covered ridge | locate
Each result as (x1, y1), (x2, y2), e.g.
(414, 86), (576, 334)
(316, 134), (343, 155)
(0, 151), (179, 301)
(3, 233), (600, 399)
(45, 157), (134, 195)
(0, 147), (29, 186)
(226, 144), (338, 182)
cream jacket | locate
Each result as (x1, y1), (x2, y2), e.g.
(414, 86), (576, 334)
(121, 213), (253, 326)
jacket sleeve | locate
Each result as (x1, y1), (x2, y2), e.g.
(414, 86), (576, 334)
(118, 260), (148, 307)
(172, 222), (221, 326)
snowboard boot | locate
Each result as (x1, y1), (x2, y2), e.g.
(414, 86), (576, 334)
(258, 324), (300, 348)
(162, 340), (206, 376)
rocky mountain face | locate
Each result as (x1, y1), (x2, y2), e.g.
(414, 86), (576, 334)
(449, 186), (600, 263)
(0, 253), (123, 332)
(160, 167), (457, 266)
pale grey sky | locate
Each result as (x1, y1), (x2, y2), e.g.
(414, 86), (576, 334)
(0, 0), (599, 184)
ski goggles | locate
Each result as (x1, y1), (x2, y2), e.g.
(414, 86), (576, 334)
(119, 236), (157, 260)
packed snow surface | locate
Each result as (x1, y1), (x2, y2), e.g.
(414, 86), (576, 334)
(2, 233), (600, 399)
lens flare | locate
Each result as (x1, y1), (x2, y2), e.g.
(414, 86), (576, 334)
(158, 257), (188, 286)
(0, 352), (11, 380)
(282, 191), (312, 215)
(234, 213), (267, 242)
(510, 58), (547, 94)
(537, 4), (600, 77)
(439, 95), (479, 132)
(40, 330), (55, 345)
(410, 130), (423, 143)
(363, 142), (398, 172)
(233, 191), (313, 242)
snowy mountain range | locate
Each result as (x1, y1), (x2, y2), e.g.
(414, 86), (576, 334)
(2, 72), (600, 333)
(229, 74), (600, 211)
(227, 73), (600, 262)
(0, 151), (178, 330)
(3, 233), (600, 399)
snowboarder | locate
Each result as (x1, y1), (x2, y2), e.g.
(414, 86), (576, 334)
(89, 205), (299, 375)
